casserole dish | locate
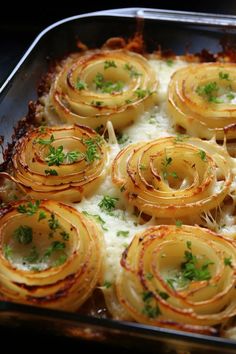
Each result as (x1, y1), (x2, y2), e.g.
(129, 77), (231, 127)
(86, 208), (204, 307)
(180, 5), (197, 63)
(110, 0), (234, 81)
(1, 7), (236, 353)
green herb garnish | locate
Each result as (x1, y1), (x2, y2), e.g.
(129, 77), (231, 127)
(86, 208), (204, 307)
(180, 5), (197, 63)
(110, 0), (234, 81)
(17, 200), (40, 216)
(76, 79), (87, 90)
(93, 73), (124, 93)
(23, 246), (39, 263)
(224, 257), (233, 268)
(104, 60), (117, 69)
(82, 211), (108, 231)
(199, 149), (206, 161)
(116, 230), (129, 237)
(3, 244), (12, 259)
(43, 241), (65, 258)
(98, 195), (119, 214)
(13, 225), (33, 245)
(45, 169), (58, 176)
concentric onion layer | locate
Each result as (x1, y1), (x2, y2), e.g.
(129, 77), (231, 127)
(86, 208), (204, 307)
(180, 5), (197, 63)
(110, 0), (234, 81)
(0, 200), (103, 310)
(112, 136), (232, 218)
(168, 63), (236, 139)
(116, 225), (236, 328)
(12, 125), (108, 202)
(44, 50), (158, 129)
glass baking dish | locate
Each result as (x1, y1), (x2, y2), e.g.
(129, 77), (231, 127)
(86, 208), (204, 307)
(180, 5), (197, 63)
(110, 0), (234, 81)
(1, 7), (236, 353)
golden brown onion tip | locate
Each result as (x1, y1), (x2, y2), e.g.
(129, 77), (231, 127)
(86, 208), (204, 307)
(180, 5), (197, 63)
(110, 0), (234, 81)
(112, 136), (232, 218)
(168, 63), (236, 139)
(44, 50), (158, 129)
(11, 125), (108, 202)
(0, 199), (103, 311)
(116, 225), (236, 331)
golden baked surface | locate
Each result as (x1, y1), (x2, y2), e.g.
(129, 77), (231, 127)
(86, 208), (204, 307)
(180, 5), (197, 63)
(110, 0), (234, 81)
(1, 43), (236, 338)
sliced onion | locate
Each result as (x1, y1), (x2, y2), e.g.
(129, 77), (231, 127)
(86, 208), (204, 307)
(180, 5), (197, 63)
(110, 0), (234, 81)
(11, 125), (108, 202)
(0, 199), (103, 311)
(116, 225), (236, 330)
(44, 50), (158, 129)
(112, 136), (232, 218)
(168, 63), (236, 139)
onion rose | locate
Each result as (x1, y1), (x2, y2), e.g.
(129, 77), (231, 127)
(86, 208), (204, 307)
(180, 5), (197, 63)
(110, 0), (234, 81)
(116, 225), (236, 330)
(0, 199), (103, 310)
(168, 63), (236, 139)
(11, 125), (108, 202)
(112, 136), (232, 218)
(43, 50), (158, 129)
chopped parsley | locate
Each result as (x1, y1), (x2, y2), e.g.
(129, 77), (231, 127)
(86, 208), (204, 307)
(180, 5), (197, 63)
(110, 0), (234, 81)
(60, 231), (70, 241)
(53, 254), (67, 267)
(48, 213), (60, 231)
(91, 100), (104, 106)
(161, 154), (178, 180)
(158, 291), (169, 300)
(199, 149), (207, 161)
(224, 256), (233, 268)
(76, 79), (87, 90)
(83, 137), (101, 163)
(93, 73), (124, 93)
(45, 145), (80, 166)
(219, 71), (230, 80)
(35, 134), (55, 145)
(43, 241), (65, 258)
(17, 200), (40, 216)
(3, 244), (12, 259)
(142, 304), (161, 318)
(82, 211), (108, 231)
(142, 291), (153, 302)
(98, 195), (119, 214)
(175, 220), (183, 227)
(135, 88), (149, 99)
(66, 151), (81, 163)
(196, 82), (222, 103)
(117, 133), (129, 145)
(45, 169), (58, 176)
(141, 291), (161, 318)
(227, 92), (235, 100)
(186, 240), (192, 249)
(166, 59), (174, 66)
(116, 230), (129, 237)
(166, 242), (213, 290)
(38, 211), (46, 221)
(146, 273), (154, 280)
(23, 246), (39, 263)
(124, 63), (142, 78)
(139, 164), (147, 171)
(13, 225), (33, 245)
(104, 60), (117, 69)
(103, 280), (112, 288)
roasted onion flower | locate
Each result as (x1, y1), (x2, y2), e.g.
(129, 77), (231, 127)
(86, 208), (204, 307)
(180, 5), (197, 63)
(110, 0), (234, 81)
(116, 225), (236, 330)
(11, 125), (108, 202)
(0, 199), (103, 310)
(168, 63), (236, 139)
(43, 50), (158, 129)
(112, 136), (232, 218)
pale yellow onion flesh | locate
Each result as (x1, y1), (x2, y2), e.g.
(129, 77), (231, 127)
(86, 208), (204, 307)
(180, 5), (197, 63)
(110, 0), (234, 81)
(44, 50), (158, 129)
(112, 136), (232, 218)
(11, 125), (108, 202)
(0, 199), (103, 311)
(168, 63), (236, 139)
(116, 225), (236, 329)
